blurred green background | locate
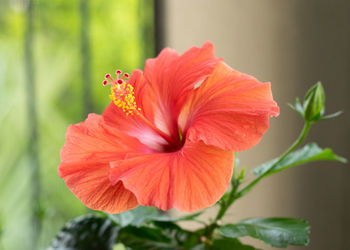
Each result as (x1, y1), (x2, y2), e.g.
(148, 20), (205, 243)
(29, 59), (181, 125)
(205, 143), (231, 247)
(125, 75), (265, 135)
(0, 0), (155, 249)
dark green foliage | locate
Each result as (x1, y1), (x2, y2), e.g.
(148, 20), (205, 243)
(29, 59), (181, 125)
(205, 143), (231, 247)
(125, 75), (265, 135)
(117, 226), (176, 250)
(219, 218), (309, 248)
(50, 210), (204, 250)
(108, 206), (202, 249)
(210, 238), (257, 250)
(50, 214), (309, 249)
(49, 215), (118, 250)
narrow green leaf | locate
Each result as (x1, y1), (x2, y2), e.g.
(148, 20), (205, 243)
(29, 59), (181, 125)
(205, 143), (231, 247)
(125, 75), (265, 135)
(288, 97), (304, 118)
(322, 110), (343, 120)
(237, 168), (246, 183)
(211, 238), (258, 250)
(219, 218), (310, 248)
(253, 143), (347, 177)
(175, 212), (203, 222)
(49, 215), (118, 250)
(150, 212), (203, 223)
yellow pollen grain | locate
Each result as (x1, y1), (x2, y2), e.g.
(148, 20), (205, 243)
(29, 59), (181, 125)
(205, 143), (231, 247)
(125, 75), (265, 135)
(109, 82), (141, 116)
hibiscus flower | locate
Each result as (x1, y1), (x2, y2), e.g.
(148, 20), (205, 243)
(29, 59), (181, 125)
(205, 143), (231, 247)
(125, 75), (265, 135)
(58, 41), (279, 213)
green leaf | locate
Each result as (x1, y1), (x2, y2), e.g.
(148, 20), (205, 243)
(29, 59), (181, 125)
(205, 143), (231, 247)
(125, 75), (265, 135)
(108, 206), (202, 227)
(288, 97), (304, 118)
(152, 219), (204, 249)
(181, 231), (202, 249)
(190, 244), (206, 250)
(210, 238), (258, 250)
(219, 218), (310, 248)
(108, 206), (167, 227)
(237, 168), (245, 183)
(117, 226), (176, 250)
(190, 238), (257, 250)
(253, 143), (347, 177)
(49, 214), (118, 250)
(170, 212), (203, 222)
(321, 110), (343, 120)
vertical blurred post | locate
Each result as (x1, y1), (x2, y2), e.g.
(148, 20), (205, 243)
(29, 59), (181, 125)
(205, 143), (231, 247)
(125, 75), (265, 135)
(24, 0), (41, 248)
(154, 0), (164, 54)
(80, 0), (93, 117)
(139, 0), (156, 63)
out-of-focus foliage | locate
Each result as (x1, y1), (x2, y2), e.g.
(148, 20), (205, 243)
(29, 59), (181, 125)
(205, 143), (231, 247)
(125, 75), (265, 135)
(49, 215), (118, 250)
(0, 0), (154, 249)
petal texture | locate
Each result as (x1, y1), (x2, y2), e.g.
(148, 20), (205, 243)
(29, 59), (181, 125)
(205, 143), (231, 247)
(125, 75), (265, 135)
(59, 114), (144, 212)
(110, 142), (234, 212)
(143, 41), (220, 137)
(179, 62), (280, 151)
(60, 114), (146, 163)
(59, 162), (138, 213)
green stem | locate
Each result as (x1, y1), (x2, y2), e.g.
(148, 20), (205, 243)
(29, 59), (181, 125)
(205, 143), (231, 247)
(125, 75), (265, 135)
(215, 180), (239, 223)
(205, 168), (240, 239)
(204, 121), (312, 240)
(204, 189), (236, 239)
(236, 121), (312, 198)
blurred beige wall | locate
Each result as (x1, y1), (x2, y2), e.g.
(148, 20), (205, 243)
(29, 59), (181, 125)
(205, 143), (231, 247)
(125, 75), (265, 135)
(164, 0), (350, 249)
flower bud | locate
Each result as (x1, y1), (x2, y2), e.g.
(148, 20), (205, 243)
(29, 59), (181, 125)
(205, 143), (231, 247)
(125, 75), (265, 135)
(303, 82), (325, 121)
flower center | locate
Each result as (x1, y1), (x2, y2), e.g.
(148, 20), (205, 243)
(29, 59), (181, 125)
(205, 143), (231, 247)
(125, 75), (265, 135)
(103, 70), (141, 116)
(103, 70), (180, 150)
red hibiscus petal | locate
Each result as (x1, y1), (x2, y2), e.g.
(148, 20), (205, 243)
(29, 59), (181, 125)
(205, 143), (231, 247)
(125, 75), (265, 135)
(109, 142), (234, 212)
(143, 41), (220, 137)
(59, 161), (138, 213)
(59, 114), (146, 212)
(61, 113), (148, 163)
(127, 69), (157, 122)
(179, 62), (279, 151)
